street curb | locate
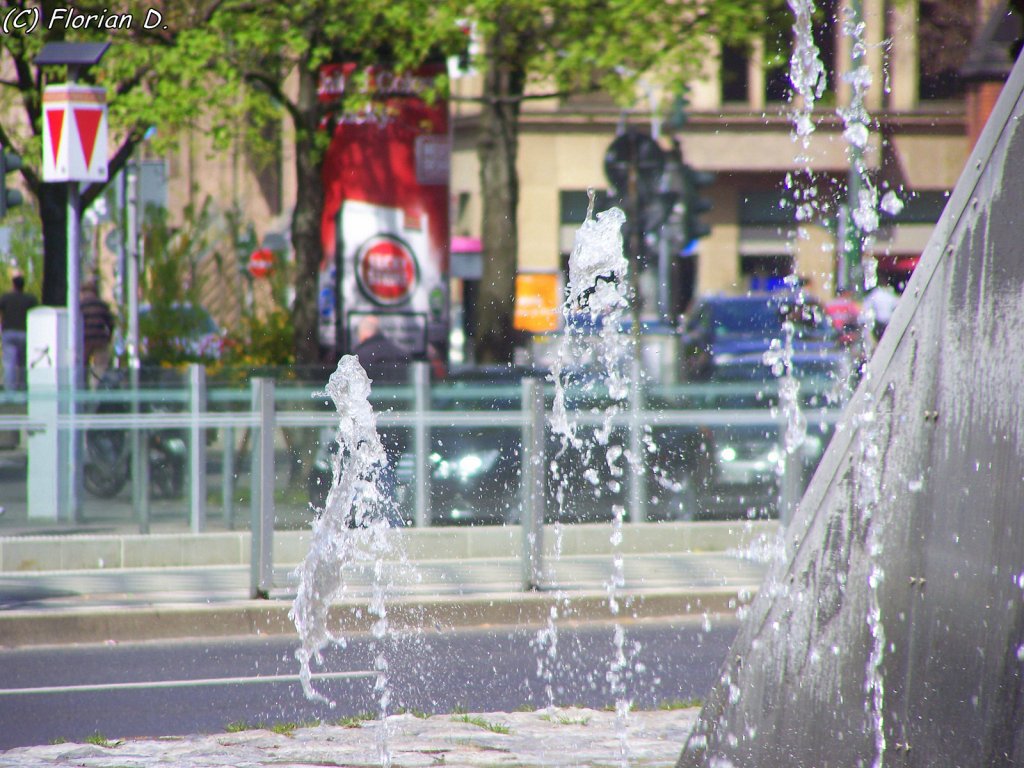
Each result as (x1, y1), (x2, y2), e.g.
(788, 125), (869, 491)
(0, 521), (780, 572)
(0, 586), (755, 648)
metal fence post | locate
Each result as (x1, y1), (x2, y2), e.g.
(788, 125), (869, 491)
(250, 378), (275, 599)
(412, 362), (430, 528)
(129, 366), (150, 534)
(222, 426), (235, 529)
(778, 413), (802, 526)
(521, 377), (545, 591)
(189, 364), (207, 533)
(628, 356), (647, 523)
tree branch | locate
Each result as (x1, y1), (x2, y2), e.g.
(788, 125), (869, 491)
(243, 70), (302, 125)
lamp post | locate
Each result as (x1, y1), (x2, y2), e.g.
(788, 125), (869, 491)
(35, 41), (111, 518)
(36, 42), (110, 384)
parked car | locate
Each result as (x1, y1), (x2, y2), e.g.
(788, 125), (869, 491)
(695, 422), (831, 520)
(678, 292), (848, 518)
(680, 292), (852, 384)
(306, 362), (710, 526)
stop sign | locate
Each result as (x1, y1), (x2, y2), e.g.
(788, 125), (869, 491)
(248, 248), (275, 278)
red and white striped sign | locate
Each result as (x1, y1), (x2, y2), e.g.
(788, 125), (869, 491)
(42, 84), (108, 183)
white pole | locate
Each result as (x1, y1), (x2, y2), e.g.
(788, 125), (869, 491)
(66, 181), (82, 519)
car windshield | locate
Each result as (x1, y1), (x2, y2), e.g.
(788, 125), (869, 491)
(708, 297), (833, 341)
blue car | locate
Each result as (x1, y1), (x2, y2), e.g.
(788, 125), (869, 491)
(680, 293), (851, 384)
(679, 292), (850, 518)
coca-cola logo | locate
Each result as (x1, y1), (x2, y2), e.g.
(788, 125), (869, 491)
(356, 235), (418, 306)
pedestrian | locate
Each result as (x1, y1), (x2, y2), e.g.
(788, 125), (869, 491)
(351, 315), (410, 523)
(352, 315), (409, 384)
(0, 270), (38, 391)
(859, 280), (900, 342)
(81, 279), (114, 386)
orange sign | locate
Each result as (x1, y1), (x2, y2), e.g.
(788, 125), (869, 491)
(514, 273), (561, 333)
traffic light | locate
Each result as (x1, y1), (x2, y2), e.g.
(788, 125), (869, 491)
(683, 164), (715, 245)
(0, 149), (23, 219)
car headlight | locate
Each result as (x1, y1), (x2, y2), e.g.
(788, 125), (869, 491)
(432, 449), (500, 482)
(717, 446), (737, 462)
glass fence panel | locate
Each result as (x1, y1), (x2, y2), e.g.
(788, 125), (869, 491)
(0, 364), (846, 535)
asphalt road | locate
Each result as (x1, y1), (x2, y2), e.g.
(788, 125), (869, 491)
(0, 616), (736, 750)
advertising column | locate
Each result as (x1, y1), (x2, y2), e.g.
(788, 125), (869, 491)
(318, 63), (450, 362)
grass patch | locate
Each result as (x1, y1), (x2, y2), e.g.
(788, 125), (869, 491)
(549, 713), (591, 726)
(394, 707), (431, 719)
(85, 732), (120, 748)
(270, 721), (301, 736)
(225, 718), (319, 735)
(335, 712), (376, 728)
(225, 721), (255, 733)
(451, 714), (512, 735)
(656, 698), (703, 711)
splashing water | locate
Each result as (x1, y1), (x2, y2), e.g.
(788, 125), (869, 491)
(547, 193), (636, 764)
(788, 0), (827, 148)
(550, 197), (631, 441)
(771, 0), (828, 523)
(853, 389), (887, 768)
(290, 355), (401, 767)
(839, 2), (880, 246)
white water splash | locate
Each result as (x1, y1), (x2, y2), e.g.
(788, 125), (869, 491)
(289, 355), (401, 767)
(546, 193), (636, 762)
(854, 389), (887, 768)
(550, 201), (631, 441)
(788, 0), (827, 146)
(839, 4), (880, 244)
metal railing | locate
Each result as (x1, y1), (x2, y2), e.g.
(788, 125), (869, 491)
(0, 363), (846, 576)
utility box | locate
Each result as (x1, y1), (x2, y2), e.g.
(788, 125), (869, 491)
(27, 307), (72, 521)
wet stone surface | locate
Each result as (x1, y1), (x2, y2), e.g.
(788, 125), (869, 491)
(1, 707), (699, 767)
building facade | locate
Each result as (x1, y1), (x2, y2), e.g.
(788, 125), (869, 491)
(449, 0), (977, 319)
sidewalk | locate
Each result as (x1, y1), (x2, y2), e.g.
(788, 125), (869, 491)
(1, 706), (700, 767)
(0, 521), (777, 647)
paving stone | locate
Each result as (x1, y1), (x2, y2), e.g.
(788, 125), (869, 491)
(0, 707), (699, 767)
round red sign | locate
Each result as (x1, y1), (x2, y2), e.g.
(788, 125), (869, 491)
(248, 248), (275, 279)
(356, 235), (418, 305)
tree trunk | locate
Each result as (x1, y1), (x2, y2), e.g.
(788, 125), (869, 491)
(39, 183), (68, 306)
(474, 56), (524, 364)
(290, 62), (325, 368)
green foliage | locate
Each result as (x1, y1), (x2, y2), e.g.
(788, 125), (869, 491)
(460, 0), (790, 109)
(137, 198), (221, 366)
(451, 713), (513, 734)
(539, 712), (592, 726)
(85, 731), (120, 747)
(0, 204), (43, 296)
(657, 697), (703, 710)
(335, 712), (376, 728)
(218, 237), (296, 373)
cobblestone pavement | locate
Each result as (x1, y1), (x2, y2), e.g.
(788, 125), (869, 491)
(0, 707), (699, 767)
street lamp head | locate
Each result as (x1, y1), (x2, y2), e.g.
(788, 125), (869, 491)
(35, 42), (111, 79)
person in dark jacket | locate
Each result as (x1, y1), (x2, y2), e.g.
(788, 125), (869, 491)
(0, 272), (38, 391)
(352, 315), (410, 384)
(80, 279), (114, 385)
(351, 315), (410, 521)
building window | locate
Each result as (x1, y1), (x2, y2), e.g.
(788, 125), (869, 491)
(721, 44), (750, 104)
(918, 0), (974, 100)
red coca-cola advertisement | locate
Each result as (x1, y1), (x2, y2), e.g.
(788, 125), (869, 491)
(318, 62), (450, 360)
